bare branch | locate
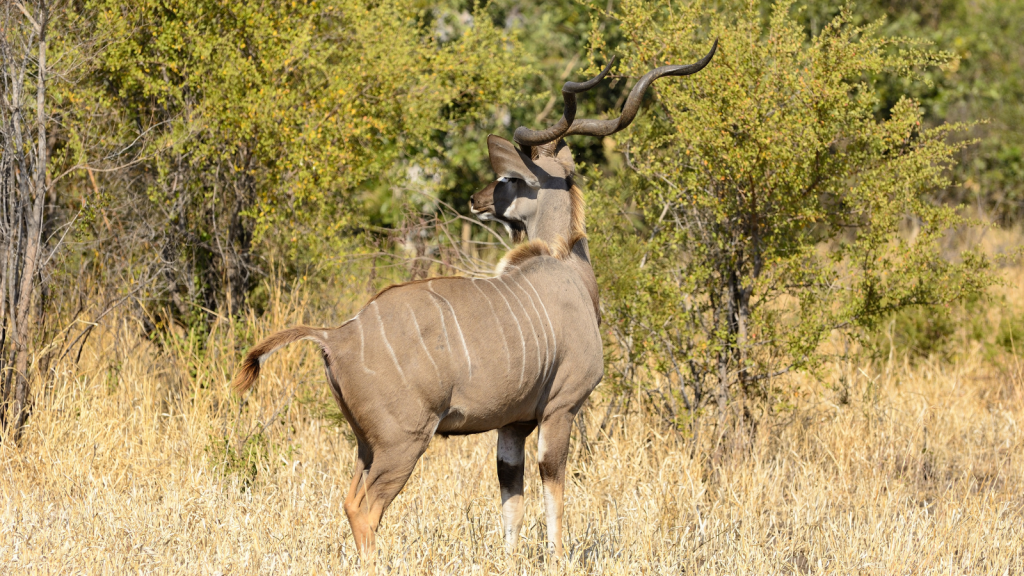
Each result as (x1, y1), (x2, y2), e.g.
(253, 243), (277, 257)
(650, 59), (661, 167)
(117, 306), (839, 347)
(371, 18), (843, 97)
(13, 1), (41, 34)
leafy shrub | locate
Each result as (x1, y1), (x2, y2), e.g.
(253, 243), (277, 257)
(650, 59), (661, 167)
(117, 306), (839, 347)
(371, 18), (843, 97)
(996, 312), (1024, 354)
(586, 0), (995, 419)
(867, 302), (987, 361)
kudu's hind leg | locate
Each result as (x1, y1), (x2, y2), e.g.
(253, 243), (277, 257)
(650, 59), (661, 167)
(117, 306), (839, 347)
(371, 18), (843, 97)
(496, 422), (536, 551)
(348, 436), (430, 565)
(343, 445), (374, 558)
(537, 411), (576, 560)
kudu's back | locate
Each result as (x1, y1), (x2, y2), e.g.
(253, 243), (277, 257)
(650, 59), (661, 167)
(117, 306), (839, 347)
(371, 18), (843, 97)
(318, 253), (601, 439)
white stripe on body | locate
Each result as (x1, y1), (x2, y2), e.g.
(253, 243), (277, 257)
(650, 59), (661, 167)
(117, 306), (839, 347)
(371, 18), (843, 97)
(507, 274), (551, 383)
(426, 291), (451, 353)
(470, 279), (512, 381)
(405, 303), (440, 382)
(428, 281), (473, 380)
(498, 276), (542, 380)
(486, 279), (526, 386)
(354, 315), (376, 375)
(520, 275), (557, 380)
(372, 301), (406, 385)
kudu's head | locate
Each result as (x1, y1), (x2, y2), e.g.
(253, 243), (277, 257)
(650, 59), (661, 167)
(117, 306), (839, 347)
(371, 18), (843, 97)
(470, 40), (718, 246)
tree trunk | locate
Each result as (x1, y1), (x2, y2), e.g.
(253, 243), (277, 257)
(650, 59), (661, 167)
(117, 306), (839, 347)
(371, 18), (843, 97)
(1, 1), (49, 443)
(10, 13), (47, 443)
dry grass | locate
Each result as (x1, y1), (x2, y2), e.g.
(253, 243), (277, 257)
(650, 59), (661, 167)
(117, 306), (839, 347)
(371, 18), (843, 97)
(2, 268), (1023, 575)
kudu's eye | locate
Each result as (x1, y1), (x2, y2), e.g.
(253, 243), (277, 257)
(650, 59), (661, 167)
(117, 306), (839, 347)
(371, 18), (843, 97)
(497, 176), (511, 183)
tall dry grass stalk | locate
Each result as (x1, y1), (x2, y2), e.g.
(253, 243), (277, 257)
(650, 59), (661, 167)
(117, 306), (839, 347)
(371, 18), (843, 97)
(1, 266), (1023, 574)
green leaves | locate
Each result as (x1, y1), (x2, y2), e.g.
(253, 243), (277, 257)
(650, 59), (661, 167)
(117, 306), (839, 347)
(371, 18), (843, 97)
(588, 0), (994, 413)
(73, 0), (531, 319)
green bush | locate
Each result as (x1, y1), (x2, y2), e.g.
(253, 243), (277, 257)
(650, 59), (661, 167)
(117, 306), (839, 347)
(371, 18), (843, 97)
(996, 312), (1024, 355)
(868, 301), (989, 361)
(586, 0), (995, 418)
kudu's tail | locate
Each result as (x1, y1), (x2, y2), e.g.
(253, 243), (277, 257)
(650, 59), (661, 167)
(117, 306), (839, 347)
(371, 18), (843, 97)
(231, 326), (329, 393)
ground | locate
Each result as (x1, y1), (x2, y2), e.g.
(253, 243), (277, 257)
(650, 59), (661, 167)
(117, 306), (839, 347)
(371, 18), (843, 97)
(2, 275), (1022, 574)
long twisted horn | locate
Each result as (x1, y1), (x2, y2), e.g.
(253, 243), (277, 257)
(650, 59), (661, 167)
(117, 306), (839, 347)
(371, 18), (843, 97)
(513, 58), (617, 149)
(513, 39), (718, 151)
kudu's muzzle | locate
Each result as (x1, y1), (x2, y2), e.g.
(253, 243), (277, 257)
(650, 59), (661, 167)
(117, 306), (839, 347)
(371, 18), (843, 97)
(469, 180), (497, 216)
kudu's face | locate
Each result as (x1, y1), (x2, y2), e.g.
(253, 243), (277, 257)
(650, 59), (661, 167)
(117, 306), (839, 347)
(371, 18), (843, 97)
(468, 40), (718, 240)
(469, 135), (574, 237)
(469, 177), (536, 236)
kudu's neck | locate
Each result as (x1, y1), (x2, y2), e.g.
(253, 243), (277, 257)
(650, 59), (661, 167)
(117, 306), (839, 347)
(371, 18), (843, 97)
(526, 187), (578, 248)
(527, 208), (573, 252)
(525, 189), (600, 322)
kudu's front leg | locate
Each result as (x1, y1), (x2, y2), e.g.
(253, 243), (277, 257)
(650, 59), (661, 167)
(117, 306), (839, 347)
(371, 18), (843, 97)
(496, 422), (535, 551)
(537, 411), (575, 561)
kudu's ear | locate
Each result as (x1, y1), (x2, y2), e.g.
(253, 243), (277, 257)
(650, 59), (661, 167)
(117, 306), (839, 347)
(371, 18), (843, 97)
(487, 135), (541, 188)
(554, 140), (576, 176)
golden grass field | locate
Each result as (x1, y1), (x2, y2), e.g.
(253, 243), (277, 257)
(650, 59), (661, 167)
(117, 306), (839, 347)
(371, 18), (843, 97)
(2, 256), (1023, 574)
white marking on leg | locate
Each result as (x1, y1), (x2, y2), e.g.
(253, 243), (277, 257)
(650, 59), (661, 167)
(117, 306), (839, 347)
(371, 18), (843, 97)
(405, 303), (439, 381)
(498, 276), (541, 380)
(471, 281), (512, 380)
(538, 427), (563, 557)
(509, 275), (550, 382)
(428, 282), (473, 380)
(355, 317), (376, 375)
(502, 498), (519, 549)
(497, 432), (525, 467)
(543, 483), (561, 555)
(372, 301), (406, 384)
(497, 429), (526, 550)
(488, 279), (526, 386)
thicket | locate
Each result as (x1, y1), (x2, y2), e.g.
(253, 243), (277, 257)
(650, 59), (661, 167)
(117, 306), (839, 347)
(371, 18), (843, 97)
(0, 0), (531, 439)
(796, 0), (1024, 224)
(586, 0), (997, 427)
(1, 0), (1020, 441)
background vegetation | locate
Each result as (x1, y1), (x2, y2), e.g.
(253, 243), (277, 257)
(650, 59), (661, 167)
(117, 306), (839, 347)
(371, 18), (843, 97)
(1, 0), (1023, 571)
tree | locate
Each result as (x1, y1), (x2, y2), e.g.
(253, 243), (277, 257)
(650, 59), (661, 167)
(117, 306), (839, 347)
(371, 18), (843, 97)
(1, 0), (69, 441)
(790, 0), (1024, 224)
(0, 0), (534, 440)
(586, 0), (994, 426)
(83, 0), (531, 326)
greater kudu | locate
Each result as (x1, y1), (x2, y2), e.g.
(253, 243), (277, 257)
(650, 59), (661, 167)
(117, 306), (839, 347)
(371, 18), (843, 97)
(231, 40), (716, 564)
